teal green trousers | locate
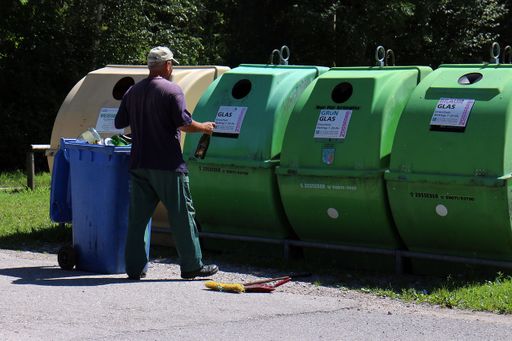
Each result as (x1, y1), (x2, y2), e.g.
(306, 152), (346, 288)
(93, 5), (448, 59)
(125, 169), (203, 277)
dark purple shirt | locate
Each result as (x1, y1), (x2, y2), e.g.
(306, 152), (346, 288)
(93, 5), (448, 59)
(115, 76), (192, 172)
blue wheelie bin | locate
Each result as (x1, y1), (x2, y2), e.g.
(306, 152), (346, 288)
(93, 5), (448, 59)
(51, 138), (150, 274)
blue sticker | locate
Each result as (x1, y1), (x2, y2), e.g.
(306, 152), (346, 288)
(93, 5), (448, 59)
(322, 147), (335, 165)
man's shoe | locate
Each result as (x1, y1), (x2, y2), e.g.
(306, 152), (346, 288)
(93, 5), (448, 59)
(181, 264), (219, 279)
(127, 271), (147, 280)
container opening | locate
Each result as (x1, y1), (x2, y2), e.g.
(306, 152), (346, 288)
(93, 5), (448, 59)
(430, 125), (467, 133)
(232, 79), (252, 99)
(458, 73), (483, 85)
(113, 77), (135, 100)
(331, 82), (353, 103)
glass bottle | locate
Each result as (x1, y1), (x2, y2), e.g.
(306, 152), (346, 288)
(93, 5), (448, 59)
(194, 133), (211, 159)
(77, 128), (102, 144)
(111, 135), (129, 146)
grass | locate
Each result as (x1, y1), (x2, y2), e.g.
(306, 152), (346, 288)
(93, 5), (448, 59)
(0, 171), (71, 250)
(2, 171), (512, 314)
(353, 271), (512, 314)
(0, 170), (31, 188)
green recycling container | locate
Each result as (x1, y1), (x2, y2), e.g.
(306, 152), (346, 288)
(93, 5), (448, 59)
(183, 64), (328, 238)
(277, 66), (431, 248)
(386, 64), (512, 260)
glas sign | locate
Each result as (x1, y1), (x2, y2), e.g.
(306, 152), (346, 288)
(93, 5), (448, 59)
(314, 109), (352, 139)
(214, 106), (248, 135)
(430, 98), (475, 128)
(96, 107), (124, 133)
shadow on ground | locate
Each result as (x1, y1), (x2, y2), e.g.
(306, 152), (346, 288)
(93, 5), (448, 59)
(0, 235), (509, 296)
(0, 265), (203, 287)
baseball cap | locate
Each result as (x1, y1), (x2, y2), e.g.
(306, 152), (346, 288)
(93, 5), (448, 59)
(147, 46), (179, 66)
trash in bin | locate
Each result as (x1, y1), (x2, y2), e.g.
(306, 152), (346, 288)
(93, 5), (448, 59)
(76, 127), (102, 144)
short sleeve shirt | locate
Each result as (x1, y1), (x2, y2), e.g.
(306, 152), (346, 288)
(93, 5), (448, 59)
(115, 76), (192, 172)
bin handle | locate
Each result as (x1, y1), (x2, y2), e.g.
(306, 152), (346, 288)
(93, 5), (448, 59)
(504, 45), (512, 64)
(280, 45), (290, 65)
(490, 42), (500, 64)
(375, 46), (386, 67)
(269, 49), (281, 65)
(268, 45), (290, 65)
(385, 49), (395, 66)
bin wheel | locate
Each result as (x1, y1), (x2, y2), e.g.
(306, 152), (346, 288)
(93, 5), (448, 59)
(58, 245), (76, 270)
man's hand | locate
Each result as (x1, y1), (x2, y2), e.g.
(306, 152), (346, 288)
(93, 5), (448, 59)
(202, 121), (216, 135)
(180, 120), (216, 134)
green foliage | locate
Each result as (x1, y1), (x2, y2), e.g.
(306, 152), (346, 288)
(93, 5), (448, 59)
(143, 0), (204, 64)
(97, 1), (149, 65)
(0, 170), (34, 188)
(0, 1), (73, 170)
(0, 0), (510, 169)
(281, 0), (505, 66)
(0, 172), (71, 249)
(420, 273), (512, 313)
(396, 0), (506, 65)
(358, 271), (512, 314)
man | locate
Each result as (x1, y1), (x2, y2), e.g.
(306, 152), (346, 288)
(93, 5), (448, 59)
(115, 46), (218, 280)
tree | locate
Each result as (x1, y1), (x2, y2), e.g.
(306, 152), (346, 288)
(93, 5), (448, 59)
(397, 0), (506, 66)
(0, 0), (73, 170)
(0, 0), (509, 170)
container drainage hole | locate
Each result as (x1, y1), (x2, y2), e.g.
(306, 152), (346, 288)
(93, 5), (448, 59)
(458, 73), (483, 85)
(232, 79), (252, 99)
(113, 77), (135, 100)
(331, 82), (353, 103)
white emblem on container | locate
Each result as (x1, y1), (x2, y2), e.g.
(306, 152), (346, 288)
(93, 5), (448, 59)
(327, 208), (339, 219)
(435, 204), (448, 217)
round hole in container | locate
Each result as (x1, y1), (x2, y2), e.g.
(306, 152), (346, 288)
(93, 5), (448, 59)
(232, 79), (252, 99)
(458, 73), (483, 85)
(435, 204), (448, 217)
(112, 77), (135, 100)
(331, 82), (353, 103)
(327, 208), (340, 219)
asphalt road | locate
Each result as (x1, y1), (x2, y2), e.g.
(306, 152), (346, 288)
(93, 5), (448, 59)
(0, 249), (511, 340)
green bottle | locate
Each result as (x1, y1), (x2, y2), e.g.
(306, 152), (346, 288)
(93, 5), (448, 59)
(111, 135), (129, 146)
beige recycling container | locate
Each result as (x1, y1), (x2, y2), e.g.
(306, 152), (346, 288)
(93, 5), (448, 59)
(49, 64), (229, 240)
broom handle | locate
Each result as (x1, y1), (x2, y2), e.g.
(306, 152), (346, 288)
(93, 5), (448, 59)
(272, 277), (292, 288)
(242, 272), (311, 286)
(242, 276), (290, 286)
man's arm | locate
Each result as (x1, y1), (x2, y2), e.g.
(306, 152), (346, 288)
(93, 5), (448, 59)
(179, 120), (216, 134)
(114, 98), (129, 129)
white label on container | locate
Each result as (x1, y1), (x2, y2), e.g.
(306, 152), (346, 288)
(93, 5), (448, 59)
(96, 107), (124, 133)
(214, 106), (248, 134)
(430, 98), (475, 127)
(314, 109), (352, 139)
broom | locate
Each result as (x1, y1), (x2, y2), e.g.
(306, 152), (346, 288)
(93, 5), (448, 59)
(205, 276), (290, 293)
(205, 273), (310, 293)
